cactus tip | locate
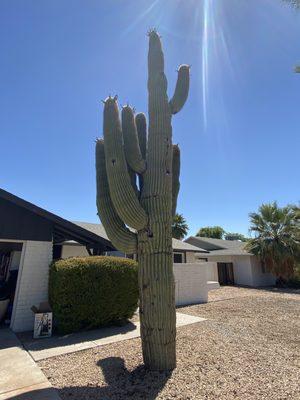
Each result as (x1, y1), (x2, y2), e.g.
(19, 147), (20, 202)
(147, 28), (158, 37)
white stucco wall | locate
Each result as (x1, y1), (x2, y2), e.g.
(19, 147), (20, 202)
(173, 263), (208, 306)
(206, 255), (233, 264)
(231, 255), (254, 286)
(250, 256), (276, 287)
(206, 261), (218, 282)
(61, 244), (89, 259)
(204, 255), (253, 286)
(185, 252), (196, 263)
(10, 240), (53, 332)
(203, 254), (276, 287)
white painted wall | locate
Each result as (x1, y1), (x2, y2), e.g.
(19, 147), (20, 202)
(203, 254), (276, 287)
(206, 261), (218, 282)
(10, 241), (53, 332)
(173, 263), (208, 306)
(203, 254), (253, 285)
(61, 244), (89, 258)
(250, 256), (276, 287)
(185, 252), (196, 263)
(232, 255), (254, 286)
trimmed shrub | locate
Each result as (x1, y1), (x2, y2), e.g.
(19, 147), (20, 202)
(49, 256), (138, 334)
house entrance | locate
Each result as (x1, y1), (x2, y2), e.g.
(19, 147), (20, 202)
(0, 242), (23, 326)
(217, 262), (234, 285)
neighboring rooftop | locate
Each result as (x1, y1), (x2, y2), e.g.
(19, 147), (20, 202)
(184, 236), (251, 256)
(73, 221), (207, 253)
(172, 238), (208, 253)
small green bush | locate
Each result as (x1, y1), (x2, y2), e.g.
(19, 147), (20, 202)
(49, 256), (138, 334)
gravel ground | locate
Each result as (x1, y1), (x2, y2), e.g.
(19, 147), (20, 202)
(39, 287), (300, 400)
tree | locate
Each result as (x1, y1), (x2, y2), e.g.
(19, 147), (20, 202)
(172, 214), (189, 240)
(96, 30), (190, 370)
(196, 226), (225, 239)
(245, 202), (300, 282)
(225, 232), (248, 242)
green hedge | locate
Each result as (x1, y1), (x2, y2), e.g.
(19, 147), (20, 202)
(49, 256), (138, 334)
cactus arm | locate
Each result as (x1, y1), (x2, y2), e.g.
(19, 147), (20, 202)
(135, 113), (147, 159)
(96, 140), (137, 253)
(169, 65), (190, 115)
(122, 106), (146, 174)
(145, 30), (172, 198)
(135, 112), (147, 193)
(103, 97), (148, 231)
(172, 144), (180, 217)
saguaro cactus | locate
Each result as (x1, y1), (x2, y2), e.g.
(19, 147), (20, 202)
(96, 30), (189, 370)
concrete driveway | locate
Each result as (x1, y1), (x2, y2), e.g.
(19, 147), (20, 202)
(0, 328), (60, 399)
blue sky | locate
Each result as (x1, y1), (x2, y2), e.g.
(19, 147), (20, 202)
(1, 0), (299, 237)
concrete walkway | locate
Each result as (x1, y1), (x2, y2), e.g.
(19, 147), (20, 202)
(0, 328), (60, 400)
(20, 312), (205, 361)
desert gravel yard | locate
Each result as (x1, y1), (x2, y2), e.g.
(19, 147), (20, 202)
(39, 287), (300, 400)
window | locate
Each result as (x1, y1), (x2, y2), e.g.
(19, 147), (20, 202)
(173, 253), (183, 263)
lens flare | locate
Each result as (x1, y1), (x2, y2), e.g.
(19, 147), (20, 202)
(201, 0), (210, 131)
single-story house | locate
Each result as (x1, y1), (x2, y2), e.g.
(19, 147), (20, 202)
(60, 221), (208, 264)
(185, 236), (276, 287)
(0, 189), (210, 333)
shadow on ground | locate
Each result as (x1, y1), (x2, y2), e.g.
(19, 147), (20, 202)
(74, 356), (170, 400)
(7, 357), (171, 400)
(255, 286), (300, 295)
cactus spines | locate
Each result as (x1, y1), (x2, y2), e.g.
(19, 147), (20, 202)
(96, 30), (189, 370)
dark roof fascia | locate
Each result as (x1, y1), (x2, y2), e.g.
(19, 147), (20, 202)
(0, 188), (113, 249)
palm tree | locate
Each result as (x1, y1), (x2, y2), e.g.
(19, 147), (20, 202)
(172, 214), (189, 240)
(245, 202), (300, 283)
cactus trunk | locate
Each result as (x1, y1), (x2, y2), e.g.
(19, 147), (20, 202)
(96, 29), (189, 370)
(138, 227), (175, 370)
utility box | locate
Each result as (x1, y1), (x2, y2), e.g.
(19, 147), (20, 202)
(31, 301), (52, 339)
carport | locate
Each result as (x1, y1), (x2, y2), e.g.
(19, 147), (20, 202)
(0, 188), (114, 332)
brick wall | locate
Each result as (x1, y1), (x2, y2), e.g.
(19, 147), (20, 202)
(11, 240), (53, 332)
